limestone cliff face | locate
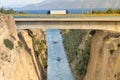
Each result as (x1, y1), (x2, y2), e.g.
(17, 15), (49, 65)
(0, 15), (47, 80)
(18, 29), (47, 80)
(86, 31), (120, 80)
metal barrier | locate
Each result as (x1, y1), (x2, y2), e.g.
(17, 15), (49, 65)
(13, 14), (120, 18)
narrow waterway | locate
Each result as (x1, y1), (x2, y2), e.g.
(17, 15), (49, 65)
(46, 29), (75, 80)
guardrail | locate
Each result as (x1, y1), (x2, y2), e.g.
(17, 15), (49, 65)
(13, 14), (120, 18)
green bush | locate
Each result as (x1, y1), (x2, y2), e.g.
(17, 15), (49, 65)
(4, 39), (14, 50)
(35, 39), (45, 54)
(76, 37), (91, 75)
(76, 63), (86, 75)
(92, 8), (120, 14)
(62, 30), (91, 78)
(40, 53), (47, 69)
(62, 30), (88, 62)
(18, 41), (23, 48)
(33, 37), (46, 57)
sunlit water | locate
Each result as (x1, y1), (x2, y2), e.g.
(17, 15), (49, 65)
(46, 29), (75, 80)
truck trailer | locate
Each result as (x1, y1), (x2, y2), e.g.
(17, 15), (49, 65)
(48, 10), (68, 14)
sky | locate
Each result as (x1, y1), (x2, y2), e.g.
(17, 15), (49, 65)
(0, 0), (44, 7)
(0, 0), (120, 9)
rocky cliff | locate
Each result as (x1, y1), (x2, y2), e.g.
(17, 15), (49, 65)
(62, 30), (120, 80)
(0, 15), (47, 80)
(1, 15), (120, 80)
(86, 30), (120, 80)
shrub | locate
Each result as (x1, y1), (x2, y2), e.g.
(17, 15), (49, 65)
(33, 37), (45, 57)
(36, 39), (45, 54)
(40, 53), (47, 69)
(76, 37), (91, 75)
(76, 63), (86, 75)
(62, 30), (91, 78)
(4, 39), (14, 50)
(62, 30), (88, 62)
(18, 41), (23, 48)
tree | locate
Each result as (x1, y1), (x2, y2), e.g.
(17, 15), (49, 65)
(8, 8), (14, 13)
(97, 10), (103, 14)
(106, 8), (114, 14)
(92, 10), (97, 14)
(116, 9), (120, 14)
(0, 7), (5, 14)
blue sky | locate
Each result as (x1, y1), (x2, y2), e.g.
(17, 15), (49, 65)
(0, 0), (44, 7)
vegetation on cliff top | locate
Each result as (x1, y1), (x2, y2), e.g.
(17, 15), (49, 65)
(0, 7), (27, 14)
(92, 8), (120, 14)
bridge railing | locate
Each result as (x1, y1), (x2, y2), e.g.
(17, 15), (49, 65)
(13, 14), (82, 18)
(13, 14), (120, 18)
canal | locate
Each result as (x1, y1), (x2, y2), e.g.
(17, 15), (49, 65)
(46, 29), (75, 80)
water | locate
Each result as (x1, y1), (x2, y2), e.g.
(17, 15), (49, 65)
(46, 29), (75, 80)
(15, 8), (108, 14)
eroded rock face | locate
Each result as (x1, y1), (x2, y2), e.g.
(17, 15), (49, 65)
(0, 15), (46, 80)
(86, 31), (120, 80)
(18, 29), (47, 80)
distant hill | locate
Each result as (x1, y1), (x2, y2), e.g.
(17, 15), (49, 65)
(22, 0), (120, 10)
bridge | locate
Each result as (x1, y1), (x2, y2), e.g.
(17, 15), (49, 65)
(15, 17), (120, 32)
(14, 16), (120, 80)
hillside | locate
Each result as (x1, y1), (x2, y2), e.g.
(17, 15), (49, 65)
(62, 30), (91, 80)
(22, 0), (120, 10)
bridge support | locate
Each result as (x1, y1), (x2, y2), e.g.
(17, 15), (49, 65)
(16, 21), (120, 32)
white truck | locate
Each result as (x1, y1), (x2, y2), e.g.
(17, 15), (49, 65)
(48, 10), (68, 14)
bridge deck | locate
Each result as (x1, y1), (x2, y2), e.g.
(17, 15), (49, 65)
(14, 17), (120, 32)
